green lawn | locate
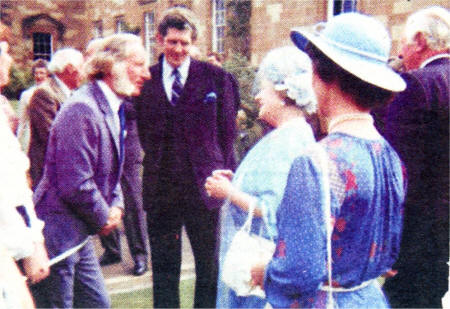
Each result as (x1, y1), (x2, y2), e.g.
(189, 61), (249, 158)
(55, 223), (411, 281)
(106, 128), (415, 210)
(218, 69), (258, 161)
(111, 278), (195, 308)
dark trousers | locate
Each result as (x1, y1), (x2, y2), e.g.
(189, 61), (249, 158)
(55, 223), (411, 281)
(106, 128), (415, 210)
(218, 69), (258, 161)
(383, 200), (449, 308)
(146, 190), (219, 308)
(100, 168), (148, 264)
(30, 240), (110, 308)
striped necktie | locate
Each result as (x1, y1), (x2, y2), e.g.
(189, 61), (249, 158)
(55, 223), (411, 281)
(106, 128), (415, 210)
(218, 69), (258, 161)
(171, 68), (183, 106)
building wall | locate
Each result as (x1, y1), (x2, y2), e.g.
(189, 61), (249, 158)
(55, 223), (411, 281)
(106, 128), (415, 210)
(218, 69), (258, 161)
(250, 0), (449, 66)
(1, 0), (449, 71)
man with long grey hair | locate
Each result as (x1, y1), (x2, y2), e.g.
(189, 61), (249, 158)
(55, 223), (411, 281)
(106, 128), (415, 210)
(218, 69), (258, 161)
(31, 33), (150, 308)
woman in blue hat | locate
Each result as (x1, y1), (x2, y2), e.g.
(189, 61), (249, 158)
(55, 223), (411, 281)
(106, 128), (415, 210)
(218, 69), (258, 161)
(250, 13), (407, 308)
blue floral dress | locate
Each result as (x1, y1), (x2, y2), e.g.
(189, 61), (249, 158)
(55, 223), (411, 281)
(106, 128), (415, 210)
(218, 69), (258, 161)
(264, 133), (406, 308)
(217, 118), (315, 308)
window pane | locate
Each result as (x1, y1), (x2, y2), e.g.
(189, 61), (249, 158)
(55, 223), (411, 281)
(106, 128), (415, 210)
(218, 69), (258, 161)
(33, 32), (51, 60)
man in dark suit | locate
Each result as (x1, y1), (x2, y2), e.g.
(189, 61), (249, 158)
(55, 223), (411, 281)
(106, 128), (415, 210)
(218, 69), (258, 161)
(27, 48), (84, 189)
(135, 7), (239, 308)
(381, 6), (449, 308)
(31, 33), (150, 308)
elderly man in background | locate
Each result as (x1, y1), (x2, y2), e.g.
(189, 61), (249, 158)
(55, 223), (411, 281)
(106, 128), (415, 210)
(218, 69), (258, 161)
(381, 6), (450, 308)
(31, 33), (150, 308)
(27, 48), (84, 190)
(17, 59), (49, 153)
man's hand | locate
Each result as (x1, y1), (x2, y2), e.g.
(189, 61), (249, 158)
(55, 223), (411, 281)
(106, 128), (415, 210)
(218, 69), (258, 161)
(98, 206), (123, 236)
(22, 242), (50, 284)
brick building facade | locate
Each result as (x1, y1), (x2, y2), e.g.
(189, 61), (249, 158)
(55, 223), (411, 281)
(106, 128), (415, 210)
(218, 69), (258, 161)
(1, 0), (448, 70)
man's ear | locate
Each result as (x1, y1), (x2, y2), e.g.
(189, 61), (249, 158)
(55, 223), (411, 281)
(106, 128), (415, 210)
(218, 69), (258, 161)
(413, 32), (428, 53)
(156, 33), (164, 45)
(63, 63), (76, 75)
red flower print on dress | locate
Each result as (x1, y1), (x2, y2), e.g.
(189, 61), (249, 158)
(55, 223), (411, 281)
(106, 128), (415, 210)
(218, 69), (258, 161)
(275, 239), (286, 258)
(369, 242), (377, 259)
(329, 138), (343, 148)
(372, 142), (382, 154)
(344, 169), (357, 191)
(290, 300), (300, 308)
(336, 247), (343, 258)
(335, 218), (347, 232)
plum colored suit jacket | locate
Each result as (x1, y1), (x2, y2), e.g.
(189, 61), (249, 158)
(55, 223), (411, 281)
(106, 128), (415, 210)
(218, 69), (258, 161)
(382, 56), (449, 308)
(34, 81), (124, 259)
(135, 58), (238, 211)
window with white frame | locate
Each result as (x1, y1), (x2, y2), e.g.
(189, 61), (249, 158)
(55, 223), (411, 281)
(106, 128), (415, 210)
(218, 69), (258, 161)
(144, 11), (156, 62)
(33, 32), (52, 60)
(333, 0), (357, 15)
(212, 0), (226, 53)
(93, 20), (103, 38)
(115, 16), (125, 33)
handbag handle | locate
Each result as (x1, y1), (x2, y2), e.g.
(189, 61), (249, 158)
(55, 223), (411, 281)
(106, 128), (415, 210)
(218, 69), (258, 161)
(316, 144), (333, 309)
(241, 200), (257, 234)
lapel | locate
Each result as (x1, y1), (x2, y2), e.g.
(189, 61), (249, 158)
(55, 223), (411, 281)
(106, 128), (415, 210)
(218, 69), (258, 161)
(177, 59), (200, 106)
(153, 61), (169, 106)
(89, 81), (121, 161)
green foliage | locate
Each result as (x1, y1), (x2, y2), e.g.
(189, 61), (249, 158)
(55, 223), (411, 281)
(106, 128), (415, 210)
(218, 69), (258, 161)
(121, 22), (141, 35)
(3, 65), (33, 100)
(226, 0), (251, 57)
(223, 52), (256, 117)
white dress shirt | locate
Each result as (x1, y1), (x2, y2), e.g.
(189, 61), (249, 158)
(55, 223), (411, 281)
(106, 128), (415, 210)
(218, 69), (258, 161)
(162, 56), (190, 102)
(97, 80), (122, 134)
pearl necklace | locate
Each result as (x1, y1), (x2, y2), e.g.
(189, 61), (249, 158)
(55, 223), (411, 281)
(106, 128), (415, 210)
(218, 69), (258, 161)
(327, 113), (374, 133)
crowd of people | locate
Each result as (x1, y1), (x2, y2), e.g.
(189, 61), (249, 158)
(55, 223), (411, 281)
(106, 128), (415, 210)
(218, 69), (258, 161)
(0, 4), (448, 309)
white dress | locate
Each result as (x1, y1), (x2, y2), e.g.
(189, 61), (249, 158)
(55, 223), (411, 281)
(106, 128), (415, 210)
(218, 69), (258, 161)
(0, 107), (44, 260)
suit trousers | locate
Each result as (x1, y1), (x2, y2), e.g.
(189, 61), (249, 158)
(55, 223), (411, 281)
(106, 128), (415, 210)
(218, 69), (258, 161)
(100, 165), (148, 264)
(30, 240), (110, 308)
(146, 189), (219, 308)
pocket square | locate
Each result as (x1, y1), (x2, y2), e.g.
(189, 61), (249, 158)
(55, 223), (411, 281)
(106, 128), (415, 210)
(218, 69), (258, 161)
(204, 92), (217, 104)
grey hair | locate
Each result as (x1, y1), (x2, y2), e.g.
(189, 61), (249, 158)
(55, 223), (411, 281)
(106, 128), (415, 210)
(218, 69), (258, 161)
(255, 46), (317, 114)
(47, 48), (84, 74)
(404, 6), (450, 51)
(84, 33), (146, 80)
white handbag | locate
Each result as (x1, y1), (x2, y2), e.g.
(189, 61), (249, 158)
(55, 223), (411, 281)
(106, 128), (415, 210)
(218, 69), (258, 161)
(222, 202), (276, 298)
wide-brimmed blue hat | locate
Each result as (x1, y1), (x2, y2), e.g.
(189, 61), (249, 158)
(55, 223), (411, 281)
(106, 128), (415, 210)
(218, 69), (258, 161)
(291, 12), (406, 92)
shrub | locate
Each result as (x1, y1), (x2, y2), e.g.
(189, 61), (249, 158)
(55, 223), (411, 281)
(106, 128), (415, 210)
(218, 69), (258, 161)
(3, 65), (33, 100)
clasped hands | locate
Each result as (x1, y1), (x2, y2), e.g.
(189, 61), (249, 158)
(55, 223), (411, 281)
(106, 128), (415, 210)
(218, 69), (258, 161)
(99, 206), (123, 236)
(204, 169), (234, 199)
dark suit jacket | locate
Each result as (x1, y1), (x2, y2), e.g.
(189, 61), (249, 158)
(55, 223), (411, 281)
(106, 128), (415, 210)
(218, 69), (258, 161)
(28, 75), (68, 189)
(383, 57), (449, 267)
(34, 81), (124, 259)
(135, 58), (239, 210)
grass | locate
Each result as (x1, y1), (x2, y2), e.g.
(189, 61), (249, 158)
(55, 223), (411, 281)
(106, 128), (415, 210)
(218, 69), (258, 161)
(111, 278), (195, 308)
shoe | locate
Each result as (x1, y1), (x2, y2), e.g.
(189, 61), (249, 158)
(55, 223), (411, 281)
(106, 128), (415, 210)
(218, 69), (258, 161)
(133, 260), (148, 276)
(99, 253), (121, 266)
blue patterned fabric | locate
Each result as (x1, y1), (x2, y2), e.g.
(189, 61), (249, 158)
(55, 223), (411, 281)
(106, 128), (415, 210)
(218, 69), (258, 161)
(264, 133), (406, 308)
(216, 118), (315, 308)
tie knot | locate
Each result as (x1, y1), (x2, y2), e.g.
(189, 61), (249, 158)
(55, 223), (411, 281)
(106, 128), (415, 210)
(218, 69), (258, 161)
(172, 68), (181, 79)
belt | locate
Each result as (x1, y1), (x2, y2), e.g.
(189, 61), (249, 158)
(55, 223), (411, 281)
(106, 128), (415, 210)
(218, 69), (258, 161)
(319, 279), (375, 292)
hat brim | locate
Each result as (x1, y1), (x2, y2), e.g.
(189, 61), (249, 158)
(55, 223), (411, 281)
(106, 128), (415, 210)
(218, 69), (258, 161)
(291, 27), (406, 92)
